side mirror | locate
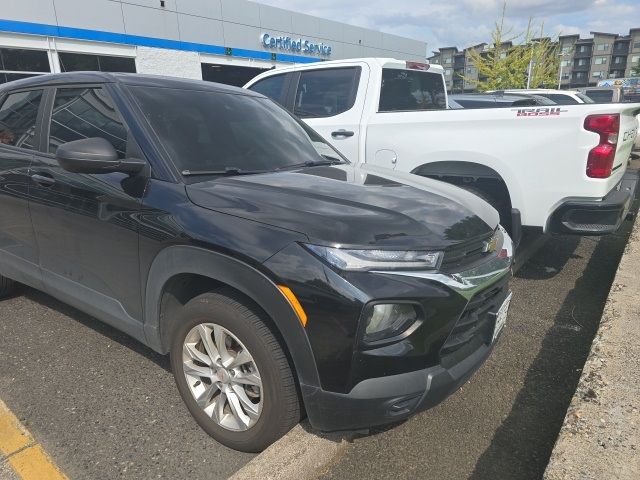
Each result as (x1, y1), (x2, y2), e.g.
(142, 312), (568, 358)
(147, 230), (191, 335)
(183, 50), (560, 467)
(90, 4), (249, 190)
(56, 137), (145, 175)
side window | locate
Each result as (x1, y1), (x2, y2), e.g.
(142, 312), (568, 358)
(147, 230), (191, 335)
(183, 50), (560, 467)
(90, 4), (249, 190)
(379, 69), (447, 112)
(48, 87), (127, 158)
(293, 67), (360, 118)
(0, 89), (44, 150)
(249, 74), (288, 105)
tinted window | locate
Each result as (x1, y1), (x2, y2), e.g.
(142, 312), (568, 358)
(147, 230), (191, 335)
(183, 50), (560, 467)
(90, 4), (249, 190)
(584, 90), (614, 102)
(48, 88), (127, 158)
(58, 52), (136, 73)
(575, 93), (595, 104)
(0, 47), (50, 84)
(541, 94), (579, 105)
(293, 67), (360, 118)
(248, 74), (288, 105)
(379, 69), (447, 112)
(202, 63), (268, 87)
(130, 87), (346, 178)
(451, 98), (496, 109)
(0, 90), (43, 150)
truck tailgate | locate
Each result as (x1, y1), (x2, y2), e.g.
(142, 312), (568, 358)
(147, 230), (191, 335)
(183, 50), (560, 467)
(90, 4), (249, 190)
(615, 104), (640, 171)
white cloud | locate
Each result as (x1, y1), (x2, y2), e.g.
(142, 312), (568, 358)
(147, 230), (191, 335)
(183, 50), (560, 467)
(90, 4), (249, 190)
(255, 0), (639, 52)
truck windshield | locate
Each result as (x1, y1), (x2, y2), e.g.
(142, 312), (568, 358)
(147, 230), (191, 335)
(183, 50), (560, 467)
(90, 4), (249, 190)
(129, 86), (347, 178)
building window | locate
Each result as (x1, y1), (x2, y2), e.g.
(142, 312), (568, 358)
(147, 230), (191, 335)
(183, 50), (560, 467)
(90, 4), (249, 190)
(442, 56), (452, 65)
(561, 60), (571, 67)
(201, 63), (268, 87)
(499, 52), (507, 59)
(561, 46), (572, 54)
(634, 41), (640, 49)
(561, 73), (570, 80)
(0, 89), (44, 149)
(444, 69), (452, 76)
(0, 47), (50, 84)
(575, 72), (586, 79)
(613, 56), (624, 64)
(595, 43), (609, 51)
(466, 67), (474, 74)
(577, 58), (588, 66)
(58, 52), (136, 73)
(632, 55), (640, 64)
(578, 45), (589, 53)
(592, 71), (603, 78)
(593, 56), (607, 65)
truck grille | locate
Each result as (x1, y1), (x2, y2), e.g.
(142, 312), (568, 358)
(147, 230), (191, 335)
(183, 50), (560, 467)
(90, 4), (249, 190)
(440, 230), (495, 272)
(440, 275), (510, 369)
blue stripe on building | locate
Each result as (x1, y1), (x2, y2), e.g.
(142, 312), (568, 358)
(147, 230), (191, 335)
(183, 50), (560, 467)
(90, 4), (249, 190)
(0, 18), (321, 64)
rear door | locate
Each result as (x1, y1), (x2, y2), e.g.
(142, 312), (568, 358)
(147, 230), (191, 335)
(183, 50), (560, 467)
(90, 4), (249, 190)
(0, 88), (45, 287)
(288, 65), (367, 162)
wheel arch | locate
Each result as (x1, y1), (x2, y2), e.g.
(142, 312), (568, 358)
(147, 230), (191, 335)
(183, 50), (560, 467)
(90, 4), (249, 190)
(143, 245), (321, 388)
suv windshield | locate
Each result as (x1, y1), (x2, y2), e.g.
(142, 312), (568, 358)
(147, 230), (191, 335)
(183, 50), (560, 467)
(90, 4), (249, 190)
(129, 86), (346, 179)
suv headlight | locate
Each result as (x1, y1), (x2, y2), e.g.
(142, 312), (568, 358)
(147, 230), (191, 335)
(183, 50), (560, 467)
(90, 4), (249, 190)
(305, 244), (443, 271)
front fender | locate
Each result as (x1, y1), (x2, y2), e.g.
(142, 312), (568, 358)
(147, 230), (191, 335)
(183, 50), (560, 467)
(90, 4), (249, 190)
(143, 245), (321, 388)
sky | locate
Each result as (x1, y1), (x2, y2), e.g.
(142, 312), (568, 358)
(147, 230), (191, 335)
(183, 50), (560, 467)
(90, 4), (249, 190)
(256, 0), (639, 53)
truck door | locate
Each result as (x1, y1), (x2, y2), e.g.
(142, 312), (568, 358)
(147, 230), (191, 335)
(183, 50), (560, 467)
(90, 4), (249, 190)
(289, 65), (368, 162)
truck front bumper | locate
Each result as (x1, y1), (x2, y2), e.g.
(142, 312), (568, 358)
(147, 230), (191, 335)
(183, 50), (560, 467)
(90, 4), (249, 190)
(547, 171), (639, 235)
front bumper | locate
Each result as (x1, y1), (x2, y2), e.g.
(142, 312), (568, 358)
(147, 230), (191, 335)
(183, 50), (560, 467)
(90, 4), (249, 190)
(547, 171), (638, 235)
(301, 226), (514, 432)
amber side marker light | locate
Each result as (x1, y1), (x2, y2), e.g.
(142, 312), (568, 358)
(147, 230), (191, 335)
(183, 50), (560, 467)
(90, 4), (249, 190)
(277, 285), (308, 327)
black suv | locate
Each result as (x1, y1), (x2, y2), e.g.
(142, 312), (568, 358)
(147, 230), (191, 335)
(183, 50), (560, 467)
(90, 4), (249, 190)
(0, 73), (513, 452)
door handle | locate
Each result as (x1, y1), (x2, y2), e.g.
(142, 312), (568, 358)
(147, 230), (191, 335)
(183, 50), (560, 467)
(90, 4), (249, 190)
(30, 172), (56, 187)
(331, 129), (354, 138)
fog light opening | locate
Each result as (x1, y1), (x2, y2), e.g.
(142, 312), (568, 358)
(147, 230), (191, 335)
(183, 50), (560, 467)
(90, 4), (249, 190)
(363, 303), (421, 344)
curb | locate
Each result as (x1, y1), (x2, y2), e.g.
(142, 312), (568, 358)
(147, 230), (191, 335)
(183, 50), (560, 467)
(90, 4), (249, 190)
(229, 421), (348, 480)
(544, 218), (640, 479)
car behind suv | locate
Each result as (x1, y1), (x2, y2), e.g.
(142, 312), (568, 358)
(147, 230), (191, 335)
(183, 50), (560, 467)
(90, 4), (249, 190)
(0, 73), (513, 452)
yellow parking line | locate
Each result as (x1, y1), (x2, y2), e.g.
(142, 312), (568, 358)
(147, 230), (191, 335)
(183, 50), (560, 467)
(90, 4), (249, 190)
(0, 399), (68, 480)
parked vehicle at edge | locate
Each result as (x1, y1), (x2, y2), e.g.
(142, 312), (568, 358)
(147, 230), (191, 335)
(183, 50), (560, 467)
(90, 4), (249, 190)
(245, 58), (640, 238)
(0, 73), (514, 452)
(494, 88), (595, 105)
(448, 92), (555, 109)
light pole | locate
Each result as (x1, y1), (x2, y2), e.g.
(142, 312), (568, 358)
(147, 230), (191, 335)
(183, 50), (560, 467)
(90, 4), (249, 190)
(557, 52), (569, 90)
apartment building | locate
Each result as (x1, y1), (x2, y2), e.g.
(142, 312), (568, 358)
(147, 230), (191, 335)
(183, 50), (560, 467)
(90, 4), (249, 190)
(430, 28), (640, 92)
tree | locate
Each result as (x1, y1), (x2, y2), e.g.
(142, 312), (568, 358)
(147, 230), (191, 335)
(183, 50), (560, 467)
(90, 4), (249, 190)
(461, 2), (560, 91)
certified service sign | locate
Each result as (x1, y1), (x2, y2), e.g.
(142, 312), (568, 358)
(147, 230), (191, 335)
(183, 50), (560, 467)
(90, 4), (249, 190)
(261, 33), (332, 56)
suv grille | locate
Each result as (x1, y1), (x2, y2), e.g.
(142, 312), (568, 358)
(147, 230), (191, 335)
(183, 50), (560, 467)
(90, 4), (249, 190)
(440, 275), (510, 369)
(440, 231), (495, 273)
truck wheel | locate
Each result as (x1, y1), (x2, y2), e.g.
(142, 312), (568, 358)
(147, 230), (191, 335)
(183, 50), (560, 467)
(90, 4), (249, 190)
(170, 290), (300, 452)
(0, 275), (15, 299)
(459, 184), (512, 232)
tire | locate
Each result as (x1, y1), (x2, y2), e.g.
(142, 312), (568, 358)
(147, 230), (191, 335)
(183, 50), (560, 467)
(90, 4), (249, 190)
(170, 290), (300, 452)
(0, 275), (15, 299)
(459, 184), (512, 232)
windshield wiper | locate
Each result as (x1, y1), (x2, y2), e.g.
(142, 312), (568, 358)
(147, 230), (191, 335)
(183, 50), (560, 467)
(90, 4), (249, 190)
(181, 167), (268, 177)
(277, 158), (344, 171)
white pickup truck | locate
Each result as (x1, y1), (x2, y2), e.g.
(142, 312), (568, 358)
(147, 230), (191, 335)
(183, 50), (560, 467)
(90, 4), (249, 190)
(245, 58), (640, 240)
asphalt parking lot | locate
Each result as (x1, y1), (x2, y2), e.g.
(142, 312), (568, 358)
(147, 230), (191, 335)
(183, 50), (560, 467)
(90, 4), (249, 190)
(0, 216), (635, 479)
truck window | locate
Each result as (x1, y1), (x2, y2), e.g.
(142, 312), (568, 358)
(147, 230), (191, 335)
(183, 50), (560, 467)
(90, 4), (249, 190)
(293, 67), (360, 118)
(379, 69), (447, 112)
(540, 94), (579, 105)
(584, 89), (614, 103)
(248, 73), (288, 106)
(0, 89), (44, 150)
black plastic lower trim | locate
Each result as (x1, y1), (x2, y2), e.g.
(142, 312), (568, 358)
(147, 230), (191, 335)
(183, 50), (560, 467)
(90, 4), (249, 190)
(547, 171), (639, 235)
(300, 339), (495, 432)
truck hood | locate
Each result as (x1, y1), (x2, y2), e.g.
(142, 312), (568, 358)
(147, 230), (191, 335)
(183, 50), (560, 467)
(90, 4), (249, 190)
(185, 163), (499, 249)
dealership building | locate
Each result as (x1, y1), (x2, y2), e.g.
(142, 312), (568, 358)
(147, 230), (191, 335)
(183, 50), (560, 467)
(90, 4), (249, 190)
(0, 0), (427, 86)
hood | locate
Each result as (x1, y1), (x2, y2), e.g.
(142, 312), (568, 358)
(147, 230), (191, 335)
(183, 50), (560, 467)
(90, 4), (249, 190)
(185, 163), (499, 249)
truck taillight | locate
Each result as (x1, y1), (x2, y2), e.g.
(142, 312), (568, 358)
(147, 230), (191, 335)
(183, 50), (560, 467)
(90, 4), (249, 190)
(406, 61), (430, 71)
(584, 114), (620, 178)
